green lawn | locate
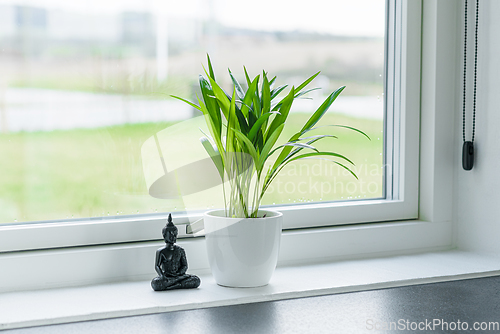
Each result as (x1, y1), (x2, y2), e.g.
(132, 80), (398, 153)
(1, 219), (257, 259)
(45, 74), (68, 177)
(0, 113), (383, 224)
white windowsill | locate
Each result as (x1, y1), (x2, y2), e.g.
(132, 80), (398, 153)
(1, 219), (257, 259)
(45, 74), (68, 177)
(2, 250), (500, 331)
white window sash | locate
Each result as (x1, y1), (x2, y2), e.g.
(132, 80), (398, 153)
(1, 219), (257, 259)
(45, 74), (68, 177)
(0, 0), (421, 253)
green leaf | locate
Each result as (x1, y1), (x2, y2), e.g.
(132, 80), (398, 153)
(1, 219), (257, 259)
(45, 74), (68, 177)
(247, 110), (257, 130)
(200, 137), (224, 179)
(199, 127), (214, 144)
(207, 54), (216, 80)
(205, 72), (231, 120)
(262, 71), (271, 115)
(295, 134), (338, 142)
(235, 106), (250, 134)
(198, 75), (222, 135)
(301, 124), (371, 140)
(270, 85), (288, 100)
(279, 135), (338, 164)
(232, 129), (259, 163)
(170, 95), (202, 112)
(197, 96), (225, 161)
(328, 125), (371, 140)
(295, 71), (320, 93)
(257, 123), (284, 171)
(285, 156), (359, 180)
(270, 123), (343, 176)
(268, 73), (322, 113)
(241, 75), (260, 117)
(229, 69), (245, 100)
(225, 88), (238, 153)
(252, 75), (261, 117)
(243, 66), (252, 87)
(300, 86), (346, 133)
(269, 76), (277, 88)
(266, 151), (357, 192)
(255, 128), (264, 151)
(248, 111), (280, 142)
(236, 100), (253, 113)
(265, 86), (294, 141)
(286, 151), (355, 166)
(295, 87), (321, 99)
(329, 160), (359, 179)
(267, 142), (318, 158)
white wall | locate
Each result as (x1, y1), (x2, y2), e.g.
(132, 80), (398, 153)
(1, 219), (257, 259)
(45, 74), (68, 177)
(455, 0), (500, 253)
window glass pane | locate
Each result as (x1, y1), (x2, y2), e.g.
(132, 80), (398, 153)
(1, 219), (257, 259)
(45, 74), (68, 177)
(0, 0), (385, 224)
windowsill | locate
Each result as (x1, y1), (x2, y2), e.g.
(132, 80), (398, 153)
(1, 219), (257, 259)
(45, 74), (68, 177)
(2, 250), (500, 331)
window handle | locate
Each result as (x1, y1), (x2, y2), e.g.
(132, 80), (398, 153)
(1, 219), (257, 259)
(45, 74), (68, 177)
(186, 218), (204, 236)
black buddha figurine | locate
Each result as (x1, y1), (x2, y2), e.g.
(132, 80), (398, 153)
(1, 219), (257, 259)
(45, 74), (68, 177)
(151, 214), (201, 291)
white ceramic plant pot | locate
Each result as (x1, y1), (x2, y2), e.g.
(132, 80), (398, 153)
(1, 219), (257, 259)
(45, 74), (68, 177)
(204, 209), (283, 287)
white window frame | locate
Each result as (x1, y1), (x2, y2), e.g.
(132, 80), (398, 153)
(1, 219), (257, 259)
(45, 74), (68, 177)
(0, 0), (460, 293)
(0, 0), (420, 254)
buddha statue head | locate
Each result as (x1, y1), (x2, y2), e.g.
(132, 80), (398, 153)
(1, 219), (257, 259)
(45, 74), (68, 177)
(162, 213), (178, 244)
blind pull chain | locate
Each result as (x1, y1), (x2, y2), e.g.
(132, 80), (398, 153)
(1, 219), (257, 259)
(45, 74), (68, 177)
(462, 0), (479, 171)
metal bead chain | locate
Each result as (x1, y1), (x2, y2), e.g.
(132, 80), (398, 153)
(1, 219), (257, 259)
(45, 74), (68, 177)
(462, 0), (479, 143)
(472, 0), (479, 143)
(463, 0), (479, 144)
(462, 0), (468, 143)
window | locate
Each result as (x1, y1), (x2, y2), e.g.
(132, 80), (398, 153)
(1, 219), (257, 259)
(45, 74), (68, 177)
(0, 0), (419, 252)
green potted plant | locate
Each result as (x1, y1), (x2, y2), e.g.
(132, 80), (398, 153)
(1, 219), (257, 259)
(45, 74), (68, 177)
(173, 55), (368, 287)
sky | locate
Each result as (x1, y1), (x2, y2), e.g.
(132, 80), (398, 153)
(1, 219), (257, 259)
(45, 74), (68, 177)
(0, 0), (386, 37)
(215, 0), (386, 37)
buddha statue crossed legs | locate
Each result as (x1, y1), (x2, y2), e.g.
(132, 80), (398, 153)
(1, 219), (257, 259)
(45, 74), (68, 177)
(151, 214), (200, 291)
